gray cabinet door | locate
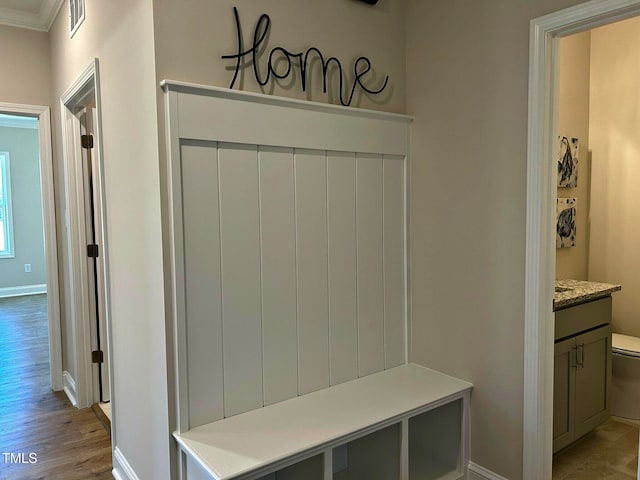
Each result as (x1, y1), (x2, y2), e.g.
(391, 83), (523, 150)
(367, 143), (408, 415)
(574, 324), (611, 440)
(553, 336), (576, 453)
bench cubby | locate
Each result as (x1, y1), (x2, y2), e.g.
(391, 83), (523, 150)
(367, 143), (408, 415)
(333, 423), (401, 480)
(409, 399), (463, 480)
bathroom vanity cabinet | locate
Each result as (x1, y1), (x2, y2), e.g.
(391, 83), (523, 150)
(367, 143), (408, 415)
(553, 297), (612, 453)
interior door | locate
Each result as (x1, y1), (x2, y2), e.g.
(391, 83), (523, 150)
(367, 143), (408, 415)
(78, 101), (110, 403)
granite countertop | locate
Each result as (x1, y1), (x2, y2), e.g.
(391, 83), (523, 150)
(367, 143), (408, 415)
(554, 279), (622, 310)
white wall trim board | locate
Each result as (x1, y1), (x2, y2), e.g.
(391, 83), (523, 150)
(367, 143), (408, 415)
(468, 462), (510, 480)
(63, 371), (77, 406)
(0, 284), (47, 298)
(160, 80), (413, 124)
(525, 1), (640, 478)
(0, 102), (63, 393)
(112, 447), (141, 480)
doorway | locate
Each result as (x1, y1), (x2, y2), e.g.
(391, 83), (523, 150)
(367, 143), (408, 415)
(0, 104), (61, 393)
(78, 99), (109, 405)
(525, 1), (640, 478)
(60, 59), (113, 418)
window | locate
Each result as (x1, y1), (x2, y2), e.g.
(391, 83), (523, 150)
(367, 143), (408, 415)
(0, 152), (14, 258)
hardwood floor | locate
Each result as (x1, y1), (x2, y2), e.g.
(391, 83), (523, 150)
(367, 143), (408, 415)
(0, 294), (113, 480)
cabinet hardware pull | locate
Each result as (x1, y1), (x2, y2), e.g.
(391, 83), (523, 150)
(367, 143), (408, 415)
(572, 345), (578, 368)
(577, 343), (585, 368)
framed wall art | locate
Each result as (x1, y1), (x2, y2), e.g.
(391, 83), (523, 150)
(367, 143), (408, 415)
(558, 136), (579, 188)
(556, 197), (576, 248)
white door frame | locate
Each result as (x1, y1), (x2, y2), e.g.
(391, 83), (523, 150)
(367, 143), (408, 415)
(525, 1), (640, 478)
(0, 102), (62, 392)
(60, 58), (114, 419)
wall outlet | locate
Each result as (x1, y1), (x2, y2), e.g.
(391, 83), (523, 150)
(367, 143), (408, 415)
(24, 264), (31, 273)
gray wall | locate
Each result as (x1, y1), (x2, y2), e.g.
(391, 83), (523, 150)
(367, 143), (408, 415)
(49, 0), (169, 478)
(0, 25), (52, 106)
(0, 125), (46, 289)
(405, 1), (586, 478)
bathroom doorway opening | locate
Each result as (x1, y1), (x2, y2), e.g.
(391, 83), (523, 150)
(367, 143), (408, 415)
(525, 1), (640, 478)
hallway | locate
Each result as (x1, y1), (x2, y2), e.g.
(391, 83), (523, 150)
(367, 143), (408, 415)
(0, 294), (113, 479)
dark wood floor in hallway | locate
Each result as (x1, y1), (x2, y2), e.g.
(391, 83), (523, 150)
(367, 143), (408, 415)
(0, 294), (113, 480)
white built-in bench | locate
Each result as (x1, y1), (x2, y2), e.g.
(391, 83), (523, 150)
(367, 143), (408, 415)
(163, 81), (473, 480)
(176, 364), (471, 480)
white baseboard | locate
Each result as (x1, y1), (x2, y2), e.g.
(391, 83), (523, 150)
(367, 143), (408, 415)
(113, 447), (140, 480)
(468, 462), (510, 480)
(0, 283), (47, 298)
(62, 371), (77, 406)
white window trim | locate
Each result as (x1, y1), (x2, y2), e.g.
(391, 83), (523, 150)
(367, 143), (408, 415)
(0, 151), (15, 258)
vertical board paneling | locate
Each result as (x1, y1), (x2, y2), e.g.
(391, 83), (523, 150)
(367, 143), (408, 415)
(218, 143), (263, 417)
(327, 152), (358, 385)
(383, 156), (406, 368)
(295, 149), (330, 395)
(259, 147), (299, 406)
(356, 154), (385, 377)
(181, 142), (224, 427)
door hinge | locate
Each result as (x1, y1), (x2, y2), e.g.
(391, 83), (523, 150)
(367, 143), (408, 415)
(87, 244), (99, 258)
(81, 134), (94, 149)
(92, 350), (104, 364)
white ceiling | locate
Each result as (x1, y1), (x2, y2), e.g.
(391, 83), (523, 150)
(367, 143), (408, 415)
(0, 0), (63, 31)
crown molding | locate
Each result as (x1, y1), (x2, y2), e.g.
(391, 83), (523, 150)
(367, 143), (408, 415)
(0, 0), (64, 32)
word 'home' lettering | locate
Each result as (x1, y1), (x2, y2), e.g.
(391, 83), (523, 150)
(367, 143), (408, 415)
(222, 7), (389, 107)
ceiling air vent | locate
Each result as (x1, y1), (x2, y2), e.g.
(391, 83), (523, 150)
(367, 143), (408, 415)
(69, 0), (85, 37)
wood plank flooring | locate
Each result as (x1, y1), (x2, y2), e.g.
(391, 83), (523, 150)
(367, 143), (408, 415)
(0, 294), (113, 480)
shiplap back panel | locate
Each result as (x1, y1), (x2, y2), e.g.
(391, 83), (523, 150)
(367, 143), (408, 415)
(295, 150), (331, 396)
(181, 142), (224, 428)
(327, 152), (358, 386)
(165, 83), (411, 432)
(259, 147), (298, 407)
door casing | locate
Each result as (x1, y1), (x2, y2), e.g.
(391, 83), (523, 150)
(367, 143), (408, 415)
(60, 58), (114, 420)
(525, 1), (640, 478)
(0, 102), (61, 392)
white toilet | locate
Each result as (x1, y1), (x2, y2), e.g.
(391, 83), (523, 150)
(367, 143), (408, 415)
(611, 333), (640, 419)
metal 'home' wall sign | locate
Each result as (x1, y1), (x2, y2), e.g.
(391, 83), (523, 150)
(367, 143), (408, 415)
(222, 7), (389, 107)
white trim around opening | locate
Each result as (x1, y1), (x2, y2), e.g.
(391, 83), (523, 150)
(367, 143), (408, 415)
(525, 1), (640, 478)
(60, 58), (116, 449)
(0, 102), (62, 393)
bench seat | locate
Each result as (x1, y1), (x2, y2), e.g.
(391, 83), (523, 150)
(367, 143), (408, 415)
(175, 363), (472, 480)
